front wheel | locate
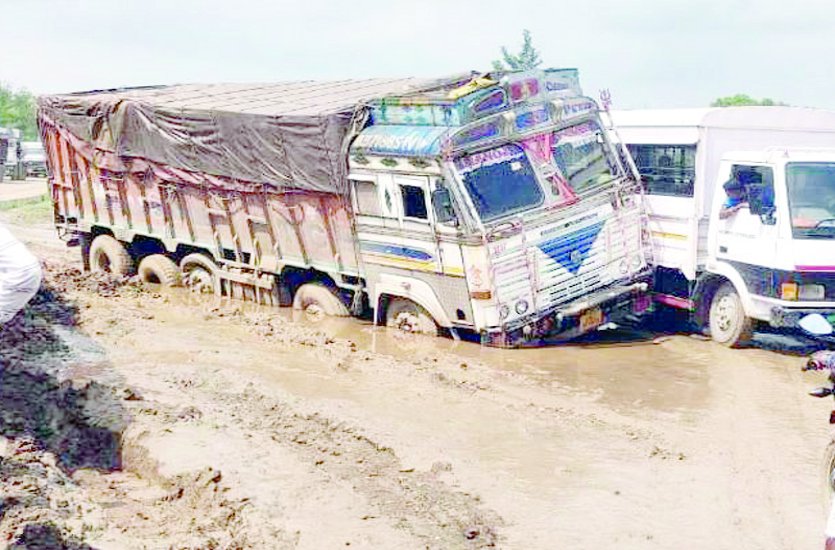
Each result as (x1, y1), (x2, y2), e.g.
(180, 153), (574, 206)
(384, 297), (439, 336)
(708, 282), (754, 347)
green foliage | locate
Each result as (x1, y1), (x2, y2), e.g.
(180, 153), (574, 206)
(711, 94), (787, 107)
(493, 29), (542, 72)
(0, 83), (38, 140)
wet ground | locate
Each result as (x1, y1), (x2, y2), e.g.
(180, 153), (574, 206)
(1, 201), (832, 549)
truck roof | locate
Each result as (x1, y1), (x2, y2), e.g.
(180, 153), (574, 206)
(609, 107), (835, 144)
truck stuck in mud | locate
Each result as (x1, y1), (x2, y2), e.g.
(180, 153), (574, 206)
(38, 69), (652, 347)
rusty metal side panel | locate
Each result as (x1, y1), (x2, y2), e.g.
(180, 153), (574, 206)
(41, 118), (360, 277)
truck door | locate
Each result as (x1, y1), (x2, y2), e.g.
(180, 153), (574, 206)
(714, 164), (778, 268)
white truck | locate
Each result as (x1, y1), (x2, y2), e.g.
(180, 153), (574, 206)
(608, 107), (835, 346)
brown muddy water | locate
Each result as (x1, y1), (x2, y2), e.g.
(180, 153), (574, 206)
(2, 211), (833, 549)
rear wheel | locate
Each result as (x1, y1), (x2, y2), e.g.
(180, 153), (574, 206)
(89, 235), (133, 277)
(292, 283), (349, 317)
(384, 297), (438, 336)
(708, 282), (754, 347)
(137, 254), (182, 287)
(180, 253), (219, 294)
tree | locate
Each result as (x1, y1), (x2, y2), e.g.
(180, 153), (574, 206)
(0, 83), (38, 140)
(711, 94), (787, 107)
(493, 30), (542, 71)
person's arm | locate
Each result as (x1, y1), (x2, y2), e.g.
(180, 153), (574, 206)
(718, 200), (748, 220)
(0, 226), (42, 324)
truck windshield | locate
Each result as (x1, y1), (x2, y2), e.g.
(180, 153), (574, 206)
(787, 162), (835, 239)
(552, 121), (617, 194)
(454, 144), (543, 223)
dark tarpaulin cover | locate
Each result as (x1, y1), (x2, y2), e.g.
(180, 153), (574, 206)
(37, 77), (466, 194)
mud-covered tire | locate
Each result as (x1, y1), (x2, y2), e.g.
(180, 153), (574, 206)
(137, 254), (182, 287)
(292, 283), (349, 317)
(89, 235), (134, 277)
(708, 282), (754, 347)
(180, 253), (219, 294)
(384, 297), (439, 336)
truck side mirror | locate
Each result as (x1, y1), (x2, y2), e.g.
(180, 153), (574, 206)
(431, 186), (457, 225)
(746, 183), (776, 225)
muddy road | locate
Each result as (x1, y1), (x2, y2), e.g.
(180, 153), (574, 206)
(1, 201), (831, 549)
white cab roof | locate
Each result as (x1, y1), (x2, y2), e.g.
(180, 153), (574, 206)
(608, 107), (835, 144)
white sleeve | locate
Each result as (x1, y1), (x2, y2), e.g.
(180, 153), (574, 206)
(0, 224), (42, 324)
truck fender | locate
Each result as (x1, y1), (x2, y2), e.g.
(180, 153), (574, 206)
(372, 274), (452, 328)
(702, 261), (754, 316)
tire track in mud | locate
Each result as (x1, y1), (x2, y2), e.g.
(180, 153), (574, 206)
(171, 379), (504, 549)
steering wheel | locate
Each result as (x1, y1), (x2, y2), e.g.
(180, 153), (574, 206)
(815, 218), (835, 228)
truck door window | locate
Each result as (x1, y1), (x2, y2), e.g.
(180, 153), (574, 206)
(400, 184), (428, 220)
(627, 144), (695, 197)
(353, 180), (381, 216)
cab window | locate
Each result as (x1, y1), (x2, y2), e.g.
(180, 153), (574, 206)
(353, 180), (381, 216)
(400, 184), (428, 220)
(627, 144), (696, 197)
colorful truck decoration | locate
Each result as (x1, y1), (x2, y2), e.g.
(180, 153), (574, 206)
(38, 68), (651, 346)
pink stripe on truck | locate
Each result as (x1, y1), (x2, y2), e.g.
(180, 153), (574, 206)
(796, 265), (835, 272)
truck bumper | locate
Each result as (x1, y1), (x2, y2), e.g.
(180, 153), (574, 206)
(481, 279), (652, 348)
(769, 306), (835, 343)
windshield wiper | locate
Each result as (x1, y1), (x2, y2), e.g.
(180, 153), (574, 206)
(803, 227), (835, 238)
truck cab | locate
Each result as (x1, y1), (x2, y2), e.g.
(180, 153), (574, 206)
(706, 149), (835, 343)
(349, 69), (653, 346)
(608, 107), (835, 345)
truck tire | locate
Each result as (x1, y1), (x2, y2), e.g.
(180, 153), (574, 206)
(180, 253), (219, 294)
(708, 282), (754, 347)
(89, 235), (134, 277)
(385, 297), (439, 336)
(292, 283), (349, 317)
(137, 254), (182, 287)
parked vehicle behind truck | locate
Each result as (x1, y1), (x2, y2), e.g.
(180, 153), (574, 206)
(608, 107), (835, 346)
(39, 69), (651, 347)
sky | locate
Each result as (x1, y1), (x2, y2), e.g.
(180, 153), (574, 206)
(2, 0), (834, 109)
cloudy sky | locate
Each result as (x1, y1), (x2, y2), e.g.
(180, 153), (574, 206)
(3, 0), (833, 109)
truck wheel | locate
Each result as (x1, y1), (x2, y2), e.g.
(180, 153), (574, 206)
(137, 254), (182, 287)
(292, 283), (349, 317)
(180, 253), (219, 294)
(89, 235), (134, 277)
(708, 282), (754, 347)
(385, 297), (438, 336)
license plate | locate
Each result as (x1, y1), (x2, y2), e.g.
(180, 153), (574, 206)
(579, 307), (604, 332)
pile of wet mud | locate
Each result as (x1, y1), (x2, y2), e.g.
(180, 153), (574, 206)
(0, 261), (143, 366)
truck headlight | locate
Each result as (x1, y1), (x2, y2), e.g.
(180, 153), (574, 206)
(799, 284), (826, 301)
(499, 304), (510, 319)
(515, 299), (529, 315)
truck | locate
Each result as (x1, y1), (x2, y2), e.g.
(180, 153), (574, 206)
(607, 107), (835, 346)
(38, 69), (652, 347)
